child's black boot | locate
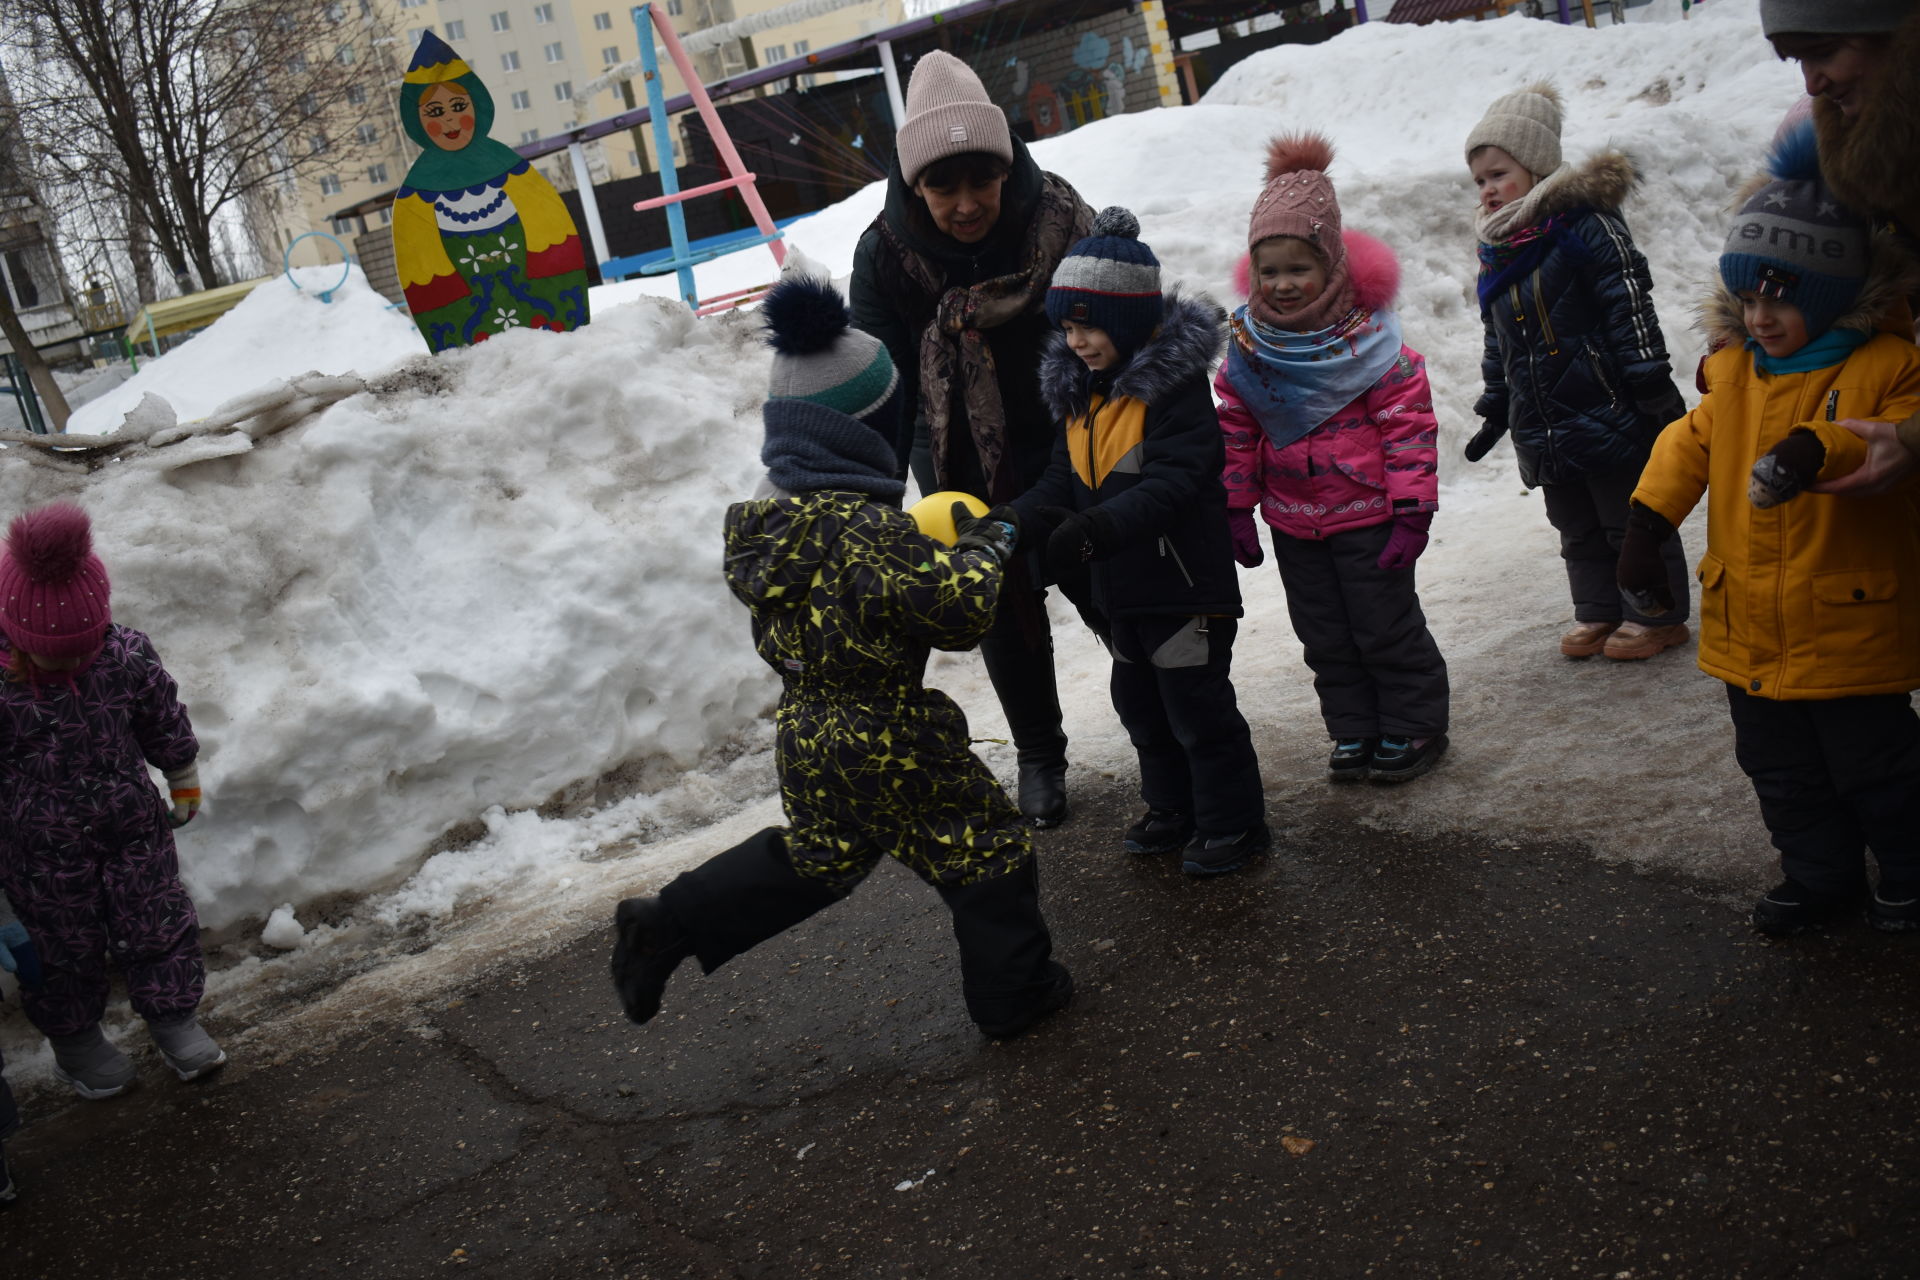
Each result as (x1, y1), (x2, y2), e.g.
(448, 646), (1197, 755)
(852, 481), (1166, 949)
(1123, 808), (1193, 855)
(1752, 880), (1861, 936)
(1328, 738), (1377, 783)
(1869, 885), (1920, 934)
(1182, 823), (1271, 877)
(610, 896), (693, 1025)
(1369, 734), (1448, 783)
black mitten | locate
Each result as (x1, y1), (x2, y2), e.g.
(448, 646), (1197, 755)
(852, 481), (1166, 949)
(1617, 501), (1677, 616)
(1463, 419), (1507, 463)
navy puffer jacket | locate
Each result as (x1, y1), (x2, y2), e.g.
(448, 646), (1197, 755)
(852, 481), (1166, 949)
(1473, 152), (1687, 488)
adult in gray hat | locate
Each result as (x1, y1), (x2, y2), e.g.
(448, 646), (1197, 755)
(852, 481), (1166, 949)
(1761, 0), (1920, 496)
(850, 51), (1093, 827)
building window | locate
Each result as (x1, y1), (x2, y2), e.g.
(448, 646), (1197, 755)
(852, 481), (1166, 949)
(501, 50), (521, 70)
(325, 2), (347, 20)
(510, 89), (532, 110)
(666, 0), (683, 14)
(602, 46), (620, 65)
(628, 148), (639, 166)
(367, 163), (389, 185)
(533, 3), (554, 23)
(331, 217), (356, 236)
(288, 52), (309, 72)
(310, 132), (329, 154)
(491, 10), (511, 31)
(444, 19), (466, 40)
(355, 123), (379, 144)
(762, 43), (786, 62)
(298, 91), (319, 114)
(346, 85), (367, 105)
(407, 27), (427, 45)
(399, 0), (425, 9)
(520, 128), (541, 143)
(553, 80), (572, 100)
(594, 11), (613, 29)
(793, 39), (810, 56)
(319, 174), (342, 196)
(543, 41), (564, 62)
(336, 44), (355, 65)
(799, 74), (816, 89)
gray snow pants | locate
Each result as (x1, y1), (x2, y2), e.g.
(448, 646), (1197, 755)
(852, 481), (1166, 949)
(1541, 466), (1690, 626)
(1272, 522), (1450, 742)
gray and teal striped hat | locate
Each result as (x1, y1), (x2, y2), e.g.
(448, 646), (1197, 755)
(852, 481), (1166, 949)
(1046, 206), (1163, 358)
(763, 275), (902, 431)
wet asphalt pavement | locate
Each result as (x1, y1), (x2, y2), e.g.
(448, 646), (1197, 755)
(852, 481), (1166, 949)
(4, 780), (1918, 1279)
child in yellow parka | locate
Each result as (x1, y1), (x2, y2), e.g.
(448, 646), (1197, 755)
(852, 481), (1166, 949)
(1617, 126), (1920, 938)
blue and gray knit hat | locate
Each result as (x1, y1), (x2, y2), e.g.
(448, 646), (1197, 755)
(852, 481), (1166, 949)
(1045, 206), (1163, 358)
(762, 275), (901, 435)
(1720, 123), (1869, 340)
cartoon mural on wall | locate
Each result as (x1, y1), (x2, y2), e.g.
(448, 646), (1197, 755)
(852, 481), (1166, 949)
(999, 23), (1159, 141)
(392, 32), (590, 352)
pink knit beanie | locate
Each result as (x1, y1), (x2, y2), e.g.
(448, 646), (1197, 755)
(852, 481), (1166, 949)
(1246, 133), (1353, 331)
(0, 502), (112, 661)
(895, 51), (1013, 186)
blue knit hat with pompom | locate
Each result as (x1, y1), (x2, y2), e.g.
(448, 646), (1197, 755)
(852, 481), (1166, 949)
(1046, 206), (1164, 358)
(1720, 120), (1870, 340)
(762, 275), (901, 436)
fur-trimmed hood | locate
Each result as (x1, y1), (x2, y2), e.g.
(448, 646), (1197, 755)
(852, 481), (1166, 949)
(1038, 291), (1225, 420)
(1810, 9), (1920, 233)
(1696, 226), (1920, 349)
(1523, 148), (1640, 221)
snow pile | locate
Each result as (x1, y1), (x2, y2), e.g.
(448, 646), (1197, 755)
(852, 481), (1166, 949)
(3, 299), (779, 930)
(69, 266), (427, 434)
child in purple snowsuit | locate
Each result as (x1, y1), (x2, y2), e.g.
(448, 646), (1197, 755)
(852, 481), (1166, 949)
(0, 503), (225, 1100)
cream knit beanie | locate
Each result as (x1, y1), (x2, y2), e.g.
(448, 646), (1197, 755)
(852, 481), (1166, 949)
(895, 51), (1013, 186)
(1464, 82), (1564, 179)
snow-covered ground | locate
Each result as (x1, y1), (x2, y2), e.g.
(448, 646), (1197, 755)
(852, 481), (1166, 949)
(2, 0), (1809, 1072)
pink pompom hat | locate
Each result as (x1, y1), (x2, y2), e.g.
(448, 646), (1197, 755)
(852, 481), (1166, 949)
(0, 502), (112, 660)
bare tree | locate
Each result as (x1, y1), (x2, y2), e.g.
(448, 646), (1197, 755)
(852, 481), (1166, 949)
(0, 69), (70, 430)
(1, 0), (393, 294)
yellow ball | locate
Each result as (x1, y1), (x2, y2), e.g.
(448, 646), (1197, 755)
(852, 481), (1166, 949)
(907, 490), (989, 545)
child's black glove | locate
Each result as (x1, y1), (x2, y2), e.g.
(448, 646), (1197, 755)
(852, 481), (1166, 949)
(1749, 429), (1826, 510)
(1616, 501), (1677, 617)
(1036, 505), (1114, 584)
(952, 502), (1020, 565)
(1463, 419), (1507, 462)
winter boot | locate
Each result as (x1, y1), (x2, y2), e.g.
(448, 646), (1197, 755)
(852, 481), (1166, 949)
(1123, 808), (1193, 855)
(1559, 621), (1618, 658)
(1182, 823), (1272, 878)
(1603, 622), (1690, 661)
(939, 859), (1069, 1036)
(148, 1015), (227, 1082)
(1752, 880), (1861, 937)
(1868, 885), (1920, 934)
(1369, 734), (1449, 784)
(50, 1025), (136, 1100)
(610, 896), (694, 1025)
(1328, 738), (1377, 783)
(981, 635), (1070, 828)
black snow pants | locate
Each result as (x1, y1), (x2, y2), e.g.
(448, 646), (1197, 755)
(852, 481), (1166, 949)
(658, 828), (1064, 1031)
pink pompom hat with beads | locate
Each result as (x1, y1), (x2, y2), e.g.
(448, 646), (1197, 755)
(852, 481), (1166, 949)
(0, 502), (112, 660)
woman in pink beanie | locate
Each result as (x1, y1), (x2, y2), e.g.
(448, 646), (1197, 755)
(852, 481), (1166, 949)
(1217, 133), (1451, 785)
(0, 502), (224, 1103)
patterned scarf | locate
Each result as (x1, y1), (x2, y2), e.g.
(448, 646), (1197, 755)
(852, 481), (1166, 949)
(879, 173), (1092, 500)
(1223, 302), (1405, 452)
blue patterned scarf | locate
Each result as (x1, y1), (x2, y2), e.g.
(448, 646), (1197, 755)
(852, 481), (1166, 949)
(1223, 303), (1404, 452)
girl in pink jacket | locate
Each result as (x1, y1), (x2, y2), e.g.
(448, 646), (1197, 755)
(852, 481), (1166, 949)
(1218, 134), (1451, 783)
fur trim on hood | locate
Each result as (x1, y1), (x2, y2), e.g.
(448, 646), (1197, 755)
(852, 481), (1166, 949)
(1811, 9), (1920, 232)
(1696, 226), (1920, 349)
(1523, 148), (1640, 221)
(1232, 229), (1401, 313)
(1038, 291), (1225, 420)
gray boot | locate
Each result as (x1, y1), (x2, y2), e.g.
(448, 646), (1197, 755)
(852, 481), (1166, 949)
(49, 1025), (136, 1100)
(148, 1015), (226, 1082)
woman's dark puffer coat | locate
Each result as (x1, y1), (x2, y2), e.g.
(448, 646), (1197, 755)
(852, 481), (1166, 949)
(1475, 151), (1688, 488)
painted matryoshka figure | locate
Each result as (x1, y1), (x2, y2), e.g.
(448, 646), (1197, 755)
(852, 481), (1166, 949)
(393, 32), (590, 352)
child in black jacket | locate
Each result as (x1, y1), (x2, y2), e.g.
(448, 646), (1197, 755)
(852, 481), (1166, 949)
(1013, 208), (1268, 877)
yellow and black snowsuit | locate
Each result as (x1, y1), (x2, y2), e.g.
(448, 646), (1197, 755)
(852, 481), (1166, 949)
(652, 488), (1061, 1032)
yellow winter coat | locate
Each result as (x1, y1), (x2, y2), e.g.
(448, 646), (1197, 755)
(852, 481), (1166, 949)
(1633, 329), (1920, 700)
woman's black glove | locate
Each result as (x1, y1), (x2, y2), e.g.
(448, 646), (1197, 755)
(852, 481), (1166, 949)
(1463, 419), (1507, 463)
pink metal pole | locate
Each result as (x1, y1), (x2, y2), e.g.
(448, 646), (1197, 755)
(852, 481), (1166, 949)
(650, 5), (787, 266)
(632, 173), (756, 211)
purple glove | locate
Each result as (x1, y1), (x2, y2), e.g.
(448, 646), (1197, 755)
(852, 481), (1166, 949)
(1376, 512), (1432, 571)
(1229, 507), (1264, 568)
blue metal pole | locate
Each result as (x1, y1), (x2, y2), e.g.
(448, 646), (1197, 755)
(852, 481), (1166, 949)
(1353, 0), (1369, 22)
(633, 4), (698, 309)
(1557, 0), (1572, 21)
